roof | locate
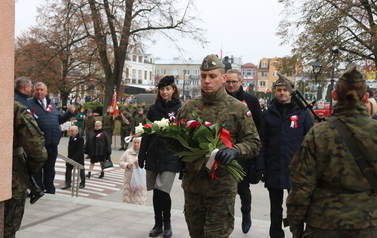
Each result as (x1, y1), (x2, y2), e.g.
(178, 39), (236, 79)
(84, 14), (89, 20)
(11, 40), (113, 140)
(155, 58), (202, 65)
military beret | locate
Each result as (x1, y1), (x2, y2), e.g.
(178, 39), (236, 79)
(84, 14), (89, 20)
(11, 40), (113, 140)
(275, 76), (295, 89)
(200, 54), (225, 71)
(339, 63), (365, 82)
(158, 76), (175, 88)
(87, 109), (92, 113)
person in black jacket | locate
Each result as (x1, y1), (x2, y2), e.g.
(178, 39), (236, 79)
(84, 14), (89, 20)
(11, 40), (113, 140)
(225, 69), (263, 234)
(85, 121), (112, 179)
(61, 126), (85, 189)
(28, 82), (75, 194)
(138, 75), (181, 238)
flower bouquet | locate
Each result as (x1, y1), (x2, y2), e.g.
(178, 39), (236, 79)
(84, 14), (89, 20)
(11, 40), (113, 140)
(125, 117), (245, 182)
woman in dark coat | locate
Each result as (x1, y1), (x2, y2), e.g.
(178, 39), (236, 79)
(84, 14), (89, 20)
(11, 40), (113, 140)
(85, 121), (111, 179)
(138, 76), (181, 238)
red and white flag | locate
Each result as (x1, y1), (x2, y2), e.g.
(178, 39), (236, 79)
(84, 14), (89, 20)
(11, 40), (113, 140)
(264, 88), (270, 94)
(111, 91), (119, 116)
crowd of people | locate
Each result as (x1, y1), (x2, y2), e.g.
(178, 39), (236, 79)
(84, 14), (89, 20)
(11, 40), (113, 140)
(8, 56), (377, 238)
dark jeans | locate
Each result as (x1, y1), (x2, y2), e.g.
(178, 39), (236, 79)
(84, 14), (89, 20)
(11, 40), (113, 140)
(34, 145), (58, 194)
(268, 188), (289, 238)
(237, 170), (251, 214)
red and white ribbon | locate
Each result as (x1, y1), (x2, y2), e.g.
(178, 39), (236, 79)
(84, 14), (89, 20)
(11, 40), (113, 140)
(290, 115), (298, 128)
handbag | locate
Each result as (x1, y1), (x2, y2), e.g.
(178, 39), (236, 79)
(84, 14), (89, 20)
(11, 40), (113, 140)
(103, 155), (113, 169)
(130, 166), (146, 191)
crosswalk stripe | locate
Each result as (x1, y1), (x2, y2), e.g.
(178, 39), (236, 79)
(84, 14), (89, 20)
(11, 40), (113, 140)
(54, 158), (124, 199)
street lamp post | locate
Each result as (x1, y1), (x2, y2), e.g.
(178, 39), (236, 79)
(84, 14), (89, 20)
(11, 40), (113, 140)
(183, 70), (186, 100)
(312, 59), (322, 81)
(329, 46), (339, 114)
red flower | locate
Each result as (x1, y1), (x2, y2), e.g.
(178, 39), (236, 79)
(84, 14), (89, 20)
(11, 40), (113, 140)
(143, 124), (152, 128)
(187, 121), (201, 128)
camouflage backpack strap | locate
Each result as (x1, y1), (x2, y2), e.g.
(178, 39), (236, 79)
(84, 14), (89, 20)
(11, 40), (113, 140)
(329, 116), (377, 194)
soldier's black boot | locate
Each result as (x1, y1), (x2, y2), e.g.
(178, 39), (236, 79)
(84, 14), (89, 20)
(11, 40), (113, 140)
(86, 172), (91, 179)
(98, 171), (104, 178)
(242, 212), (252, 234)
(163, 222), (172, 238)
(149, 222), (163, 237)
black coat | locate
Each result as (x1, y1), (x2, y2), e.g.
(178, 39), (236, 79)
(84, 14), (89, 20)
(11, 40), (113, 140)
(68, 133), (84, 166)
(28, 97), (73, 146)
(227, 86), (262, 169)
(84, 129), (111, 162)
(138, 99), (181, 173)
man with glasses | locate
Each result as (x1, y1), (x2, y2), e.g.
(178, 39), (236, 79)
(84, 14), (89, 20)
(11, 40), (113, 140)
(225, 69), (262, 234)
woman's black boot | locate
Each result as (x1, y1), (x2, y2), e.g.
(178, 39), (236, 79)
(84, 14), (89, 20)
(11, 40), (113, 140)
(149, 223), (163, 237)
(86, 172), (91, 179)
(163, 222), (172, 238)
(98, 171), (104, 178)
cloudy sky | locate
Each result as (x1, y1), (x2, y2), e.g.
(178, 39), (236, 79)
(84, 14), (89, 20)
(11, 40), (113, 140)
(15, 0), (292, 64)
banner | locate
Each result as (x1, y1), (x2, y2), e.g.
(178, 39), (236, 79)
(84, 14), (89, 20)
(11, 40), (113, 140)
(111, 91), (119, 116)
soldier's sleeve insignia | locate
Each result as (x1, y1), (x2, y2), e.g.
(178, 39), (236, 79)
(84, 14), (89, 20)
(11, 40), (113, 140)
(26, 109), (32, 114)
(246, 111), (252, 117)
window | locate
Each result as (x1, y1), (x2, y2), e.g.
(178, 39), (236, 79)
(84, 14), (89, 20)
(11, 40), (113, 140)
(260, 81), (266, 87)
(138, 56), (143, 63)
(144, 71), (148, 80)
(261, 62), (268, 68)
(132, 69), (136, 79)
(138, 70), (142, 80)
(192, 69), (200, 75)
(261, 72), (268, 77)
(172, 69), (178, 75)
(132, 55), (137, 62)
(272, 71), (278, 77)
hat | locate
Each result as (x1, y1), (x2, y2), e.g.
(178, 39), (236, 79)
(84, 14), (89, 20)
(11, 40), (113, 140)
(200, 54), (225, 71)
(87, 109), (92, 113)
(275, 74), (295, 89)
(158, 76), (175, 88)
(120, 107), (126, 112)
(339, 63), (365, 82)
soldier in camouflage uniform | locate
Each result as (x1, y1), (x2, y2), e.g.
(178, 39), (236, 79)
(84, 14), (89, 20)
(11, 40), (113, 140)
(173, 54), (261, 238)
(131, 108), (147, 135)
(83, 109), (96, 142)
(115, 108), (133, 150)
(287, 63), (377, 238)
(5, 101), (47, 238)
(102, 106), (115, 145)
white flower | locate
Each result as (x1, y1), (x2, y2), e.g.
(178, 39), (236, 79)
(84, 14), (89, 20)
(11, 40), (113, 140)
(154, 118), (170, 129)
(135, 123), (145, 136)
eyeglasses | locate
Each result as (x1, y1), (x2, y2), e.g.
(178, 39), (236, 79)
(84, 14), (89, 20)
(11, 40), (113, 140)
(225, 81), (240, 85)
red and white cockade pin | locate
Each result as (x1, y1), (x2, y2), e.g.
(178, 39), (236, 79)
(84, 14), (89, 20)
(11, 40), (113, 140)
(47, 104), (53, 112)
(290, 115), (298, 128)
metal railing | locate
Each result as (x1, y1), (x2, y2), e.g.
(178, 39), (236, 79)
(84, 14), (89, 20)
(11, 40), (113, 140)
(57, 153), (84, 197)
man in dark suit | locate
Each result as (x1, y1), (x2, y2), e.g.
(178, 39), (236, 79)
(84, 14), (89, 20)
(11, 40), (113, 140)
(28, 82), (75, 194)
(62, 126), (85, 189)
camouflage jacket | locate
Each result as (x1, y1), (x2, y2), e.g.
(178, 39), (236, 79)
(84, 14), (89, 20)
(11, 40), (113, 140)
(287, 101), (377, 236)
(83, 115), (96, 134)
(13, 101), (47, 199)
(102, 113), (114, 132)
(115, 112), (133, 130)
(176, 86), (261, 197)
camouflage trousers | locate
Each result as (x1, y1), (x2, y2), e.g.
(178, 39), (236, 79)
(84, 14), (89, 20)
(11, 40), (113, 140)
(184, 191), (235, 238)
(4, 196), (26, 238)
(303, 225), (377, 238)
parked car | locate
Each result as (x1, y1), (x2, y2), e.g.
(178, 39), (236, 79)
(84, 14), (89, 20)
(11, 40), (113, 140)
(311, 104), (332, 117)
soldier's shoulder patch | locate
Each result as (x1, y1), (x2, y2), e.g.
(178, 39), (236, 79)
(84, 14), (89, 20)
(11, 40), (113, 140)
(246, 111), (252, 117)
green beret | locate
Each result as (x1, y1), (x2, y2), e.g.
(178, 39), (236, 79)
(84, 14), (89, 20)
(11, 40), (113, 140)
(87, 109), (92, 113)
(200, 54), (225, 71)
(339, 63), (365, 82)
